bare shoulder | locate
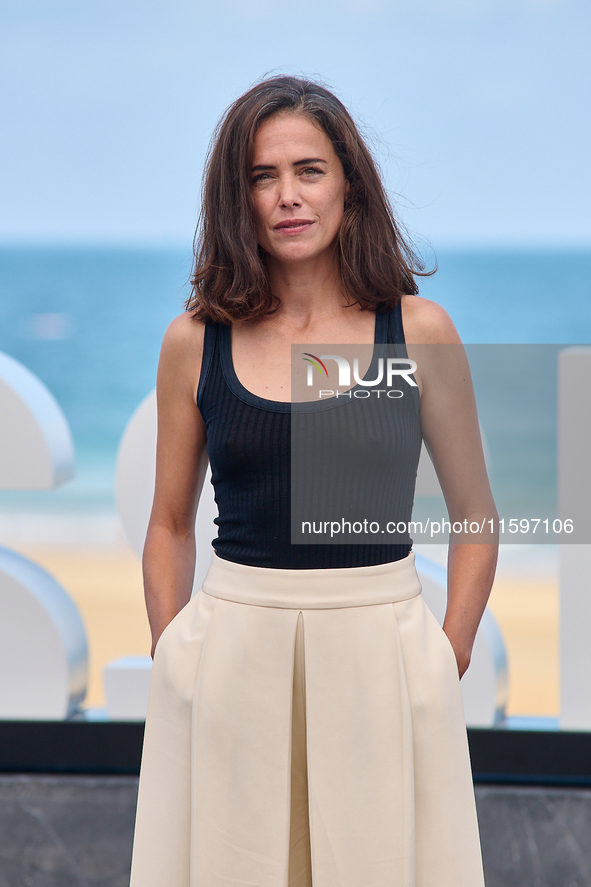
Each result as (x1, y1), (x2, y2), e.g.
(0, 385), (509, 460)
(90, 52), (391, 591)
(158, 311), (208, 402)
(400, 295), (463, 345)
(161, 310), (207, 356)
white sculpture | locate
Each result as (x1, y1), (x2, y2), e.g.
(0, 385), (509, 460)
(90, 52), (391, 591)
(103, 656), (153, 721)
(0, 351), (74, 489)
(0, 547), (87, 719)
(0, 350), (87, 719)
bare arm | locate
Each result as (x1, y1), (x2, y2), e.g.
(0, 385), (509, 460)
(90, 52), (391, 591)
(143, 312), (209, 658)
(402, 296), (499, 678)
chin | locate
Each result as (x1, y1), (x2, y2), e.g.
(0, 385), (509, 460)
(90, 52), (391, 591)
(271, 243), (332, 266)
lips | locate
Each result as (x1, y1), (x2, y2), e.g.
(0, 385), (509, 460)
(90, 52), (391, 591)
(274, 219), (314, 234)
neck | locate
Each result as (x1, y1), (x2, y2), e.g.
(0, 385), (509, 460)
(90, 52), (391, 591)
(265, 251), (349, 326)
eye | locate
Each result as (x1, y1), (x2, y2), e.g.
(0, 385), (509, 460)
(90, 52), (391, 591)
(251, 172), (272, 184)
(301, 166), (323, 177)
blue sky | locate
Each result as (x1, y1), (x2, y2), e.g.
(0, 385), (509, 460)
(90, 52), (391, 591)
(2, 0), (589, 247)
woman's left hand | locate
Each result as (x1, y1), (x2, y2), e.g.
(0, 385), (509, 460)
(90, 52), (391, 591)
(400, 295), (499, 686)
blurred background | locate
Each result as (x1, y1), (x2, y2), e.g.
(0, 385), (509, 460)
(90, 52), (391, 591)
(1, 0), (590, 714)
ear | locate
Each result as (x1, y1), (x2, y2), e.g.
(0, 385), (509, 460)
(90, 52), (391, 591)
(344, 179), (351, 201)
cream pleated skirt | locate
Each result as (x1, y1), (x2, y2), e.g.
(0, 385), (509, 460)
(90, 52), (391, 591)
(129, 551), (485, 887)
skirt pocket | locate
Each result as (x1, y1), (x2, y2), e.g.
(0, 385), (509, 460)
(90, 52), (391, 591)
(151, 592), (197, 662)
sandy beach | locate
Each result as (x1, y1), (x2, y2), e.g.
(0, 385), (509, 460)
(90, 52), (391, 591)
(487, 575), (558, 717)
(14, 542), (559, 717)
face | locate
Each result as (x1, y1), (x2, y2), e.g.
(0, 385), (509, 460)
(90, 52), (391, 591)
(249, 112), (349, 268)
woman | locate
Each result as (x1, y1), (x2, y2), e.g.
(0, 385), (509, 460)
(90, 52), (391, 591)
(129, 75), (498, 887)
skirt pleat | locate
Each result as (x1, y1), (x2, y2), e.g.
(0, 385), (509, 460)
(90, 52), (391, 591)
(129, 551), (485, 887)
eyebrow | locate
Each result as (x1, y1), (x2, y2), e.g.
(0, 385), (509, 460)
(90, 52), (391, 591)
(251, 158), (328, 172)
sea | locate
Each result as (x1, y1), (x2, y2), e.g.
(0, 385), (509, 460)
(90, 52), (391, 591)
(0, 245), (590, 555)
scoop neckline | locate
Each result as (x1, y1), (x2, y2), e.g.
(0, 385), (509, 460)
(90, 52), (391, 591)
(219, 310), (390, 414)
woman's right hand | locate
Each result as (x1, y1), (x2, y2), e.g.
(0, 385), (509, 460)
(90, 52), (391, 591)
(150, 625), (167, 660)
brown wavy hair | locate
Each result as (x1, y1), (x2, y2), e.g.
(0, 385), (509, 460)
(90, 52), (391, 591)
(186, 75), (434, 323)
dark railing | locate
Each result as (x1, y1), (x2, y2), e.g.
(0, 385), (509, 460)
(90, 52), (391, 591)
(2, 722), (591, 786)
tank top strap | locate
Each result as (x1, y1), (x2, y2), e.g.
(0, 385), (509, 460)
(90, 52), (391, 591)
(375, 299), (406, 348)
(196, 319), (220, 413)
(387, 297), (405, 345)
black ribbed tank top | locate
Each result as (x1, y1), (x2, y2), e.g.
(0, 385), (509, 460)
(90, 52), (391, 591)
(196, 299), (423, 569)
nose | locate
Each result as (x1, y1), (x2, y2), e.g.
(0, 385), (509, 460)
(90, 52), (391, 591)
(278, 173), (302, 208)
